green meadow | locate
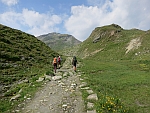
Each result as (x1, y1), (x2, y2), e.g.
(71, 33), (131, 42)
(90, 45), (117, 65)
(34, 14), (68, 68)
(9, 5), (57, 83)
(79, 59), (150, 113)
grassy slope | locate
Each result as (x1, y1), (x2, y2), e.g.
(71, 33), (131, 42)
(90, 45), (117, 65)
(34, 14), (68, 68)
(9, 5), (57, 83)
(0, 24), (60, 84)
(77, 24), (150, 112)
(78, 24), (150, 60)
(0, 24), (65, 112)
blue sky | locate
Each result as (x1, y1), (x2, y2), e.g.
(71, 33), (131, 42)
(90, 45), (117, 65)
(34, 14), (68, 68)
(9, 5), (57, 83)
(0, 0), (150, 41)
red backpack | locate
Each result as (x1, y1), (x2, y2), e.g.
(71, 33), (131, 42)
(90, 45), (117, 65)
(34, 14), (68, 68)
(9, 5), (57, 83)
(58, 57), (61, 62)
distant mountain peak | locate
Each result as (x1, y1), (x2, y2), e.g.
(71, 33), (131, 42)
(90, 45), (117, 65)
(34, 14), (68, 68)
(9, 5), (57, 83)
(37, 32), (81, 51)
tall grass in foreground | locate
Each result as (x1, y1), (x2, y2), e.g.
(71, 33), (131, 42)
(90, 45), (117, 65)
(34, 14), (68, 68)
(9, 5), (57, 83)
(79, 59), (150, 113)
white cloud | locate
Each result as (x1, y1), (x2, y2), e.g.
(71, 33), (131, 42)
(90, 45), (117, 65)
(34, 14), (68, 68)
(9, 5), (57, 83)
(0, 8), (62, 36)
(23, 9), (62, 36)
(65, 0), (150, 41)
(65, 6), (103, 41)
(0, 11), (23, 29)
(1, 0), (19, 6)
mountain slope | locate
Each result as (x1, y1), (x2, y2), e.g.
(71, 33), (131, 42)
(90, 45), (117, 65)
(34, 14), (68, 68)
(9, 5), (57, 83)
(77, 24), (150, 113)
(0, 24), (60, 99)
(37, 32), (81, 51)
(77, 24), (150, 60)
(0, 24), (59, 75)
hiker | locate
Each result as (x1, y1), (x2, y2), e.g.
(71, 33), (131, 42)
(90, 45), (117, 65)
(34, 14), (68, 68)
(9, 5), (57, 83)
(72, 56), (77, 72)
(57, 56), (61, 69)
(53, 57), (57, 73)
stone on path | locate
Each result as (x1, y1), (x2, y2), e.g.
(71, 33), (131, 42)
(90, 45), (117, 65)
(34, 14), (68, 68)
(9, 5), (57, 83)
(55, 72), (62, 76)
(52, 76), (62, 81)
(79, 78), (84, 81)
(87, 94), (98, 101)
(87, 102), (94, 109)
(77, 74), (81, 77)
(70, 83), (77, 90)
(86, 90), (94, 94)
(62, 104), (67, 110)
(63, 72), (68, 77)
(79, 82), (87, 88)
(87, 110), (96, 113)
(58, 81), (66, 88)
(81, 87), (89, 90)
(36, 77), (44, 82)
(69, 72), (74, 76)
(44, 75), (51, 81)
(57, 69), (68, 72)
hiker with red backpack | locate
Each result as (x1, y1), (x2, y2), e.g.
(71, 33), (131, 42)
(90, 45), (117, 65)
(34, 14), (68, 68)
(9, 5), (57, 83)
(72, 56), (77, 72)
(53, 57), (57, 73)
(57, 56), (61, 69)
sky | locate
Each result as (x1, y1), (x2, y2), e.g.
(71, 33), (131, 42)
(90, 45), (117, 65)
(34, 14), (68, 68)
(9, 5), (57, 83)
(0, 0), (150, 41)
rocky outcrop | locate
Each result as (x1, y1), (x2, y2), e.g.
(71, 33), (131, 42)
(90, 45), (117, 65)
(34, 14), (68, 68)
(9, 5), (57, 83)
(93, 30), (121, 43)
(93, 32), (107, 43)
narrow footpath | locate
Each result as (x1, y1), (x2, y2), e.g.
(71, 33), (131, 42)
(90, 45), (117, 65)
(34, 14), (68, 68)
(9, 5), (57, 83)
(21, 57), (86, 113)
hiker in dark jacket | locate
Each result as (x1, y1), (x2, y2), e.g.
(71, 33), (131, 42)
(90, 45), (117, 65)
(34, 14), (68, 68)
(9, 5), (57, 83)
(72, 56), (77, 72)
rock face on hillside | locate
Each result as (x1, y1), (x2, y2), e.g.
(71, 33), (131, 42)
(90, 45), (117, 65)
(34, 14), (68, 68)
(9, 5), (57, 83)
(37, 32), (81, 51)
(92, 24), (123, 43)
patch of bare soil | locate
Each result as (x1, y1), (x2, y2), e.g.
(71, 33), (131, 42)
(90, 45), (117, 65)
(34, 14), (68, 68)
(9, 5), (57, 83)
(126, 37), (142, 54)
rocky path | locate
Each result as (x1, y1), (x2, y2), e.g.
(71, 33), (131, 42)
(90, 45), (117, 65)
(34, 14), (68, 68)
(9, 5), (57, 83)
(21, 57), (97, 113)
(21, 57), (84, 113)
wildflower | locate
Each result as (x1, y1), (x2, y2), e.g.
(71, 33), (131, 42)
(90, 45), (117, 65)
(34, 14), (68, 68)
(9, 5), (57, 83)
(110, 102), (114, 105)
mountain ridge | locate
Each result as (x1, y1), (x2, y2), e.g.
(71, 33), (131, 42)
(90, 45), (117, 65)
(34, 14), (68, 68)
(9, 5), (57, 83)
(37, 32), (81, 52)
(75, 24), (150, 60)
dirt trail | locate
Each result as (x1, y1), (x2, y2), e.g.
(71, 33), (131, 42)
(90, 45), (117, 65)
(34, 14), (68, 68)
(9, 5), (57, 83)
(21, 57), (86, 113)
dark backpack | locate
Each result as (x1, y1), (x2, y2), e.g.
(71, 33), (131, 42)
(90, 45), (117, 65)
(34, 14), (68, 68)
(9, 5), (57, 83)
(73, 57), (77, 63)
